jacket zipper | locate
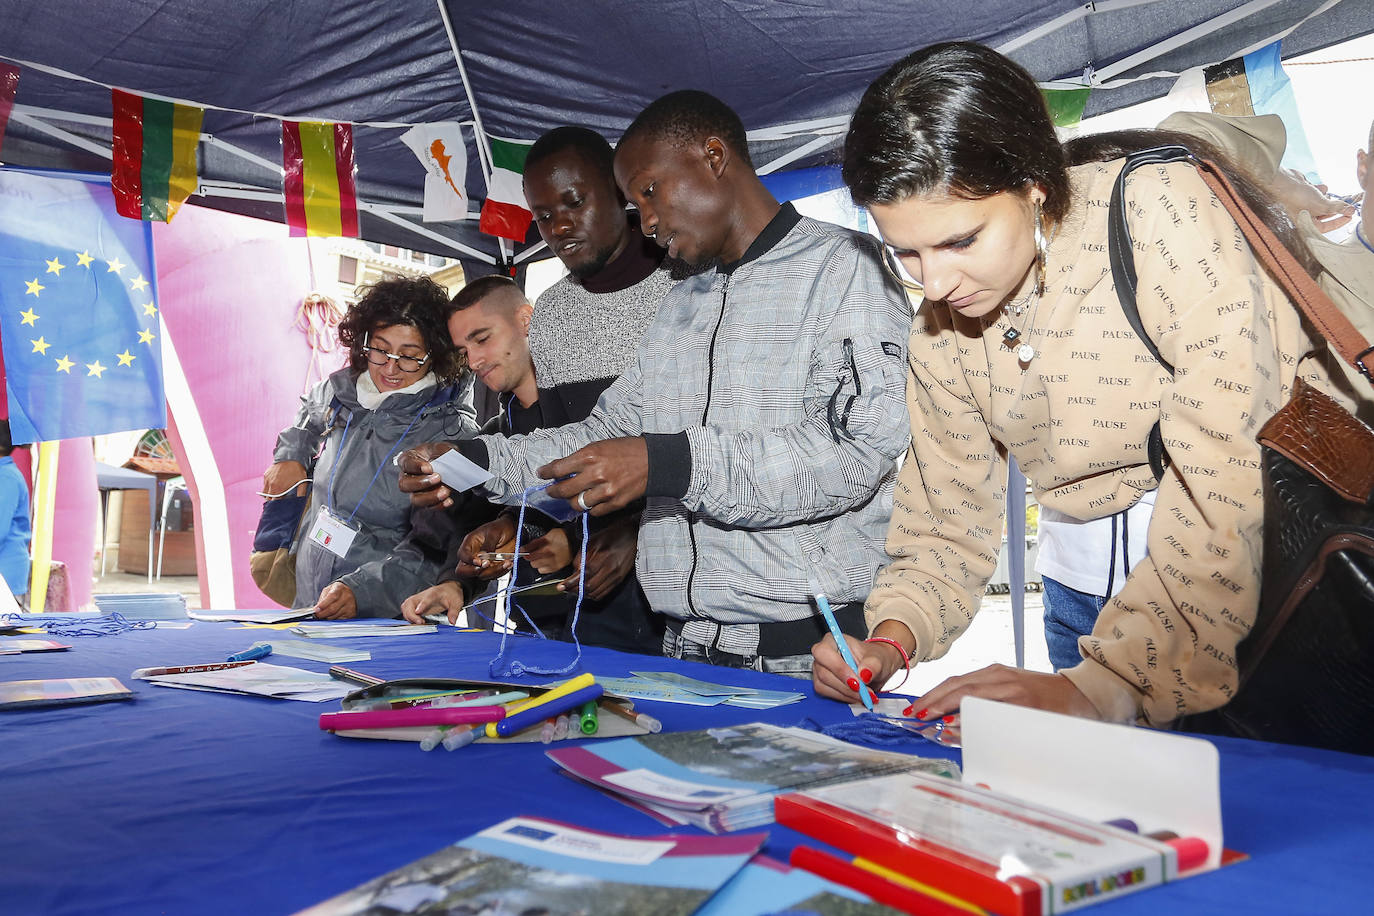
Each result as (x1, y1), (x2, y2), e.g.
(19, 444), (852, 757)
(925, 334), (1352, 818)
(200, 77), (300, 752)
(685, 275), (731, 619)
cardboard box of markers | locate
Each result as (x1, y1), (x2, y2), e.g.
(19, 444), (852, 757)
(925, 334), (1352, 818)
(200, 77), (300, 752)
(776, 698), (1245, 916)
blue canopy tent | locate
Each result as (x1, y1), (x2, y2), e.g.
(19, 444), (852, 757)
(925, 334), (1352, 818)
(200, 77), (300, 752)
(1, 0), (1369, 278)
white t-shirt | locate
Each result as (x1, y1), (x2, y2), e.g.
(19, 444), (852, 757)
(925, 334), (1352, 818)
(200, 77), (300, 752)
(1035, 489), (1157, 598)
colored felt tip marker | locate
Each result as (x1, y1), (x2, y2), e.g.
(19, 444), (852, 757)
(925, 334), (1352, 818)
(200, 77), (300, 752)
(494, 684), (604, 738)
(442, 725), (478, 751)
(485, 673), (596, 738)
(227, 644), (272, 662)
(579, 700), (599, 736)
(810, 587), (874, 711)
(600, 701), (663, 733)
(419, 727), (448, 752)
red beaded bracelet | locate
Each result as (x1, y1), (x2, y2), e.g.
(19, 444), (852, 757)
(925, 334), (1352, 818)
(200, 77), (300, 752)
(864, 636), (911, 691)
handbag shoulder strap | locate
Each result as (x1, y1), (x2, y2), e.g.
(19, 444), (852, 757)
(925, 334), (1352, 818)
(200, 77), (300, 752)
(1116, 145), (1374, 383)
(1106, 151), (1175, 481)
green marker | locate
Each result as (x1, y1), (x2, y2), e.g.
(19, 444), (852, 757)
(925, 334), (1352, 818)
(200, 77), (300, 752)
(579, 700), (599, 736)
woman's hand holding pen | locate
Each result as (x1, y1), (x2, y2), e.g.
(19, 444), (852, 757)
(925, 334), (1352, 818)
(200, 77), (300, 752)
(261, 460), (308, 499)
(397, 442), (457, 508)
(813, 633), (902, 703)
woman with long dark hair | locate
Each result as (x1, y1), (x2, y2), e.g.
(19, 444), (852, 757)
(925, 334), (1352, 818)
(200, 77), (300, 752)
(812, 42), (1361, 729)
(262, 276), (476, 617)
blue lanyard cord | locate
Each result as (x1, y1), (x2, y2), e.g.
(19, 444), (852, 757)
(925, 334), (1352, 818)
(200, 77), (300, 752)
(1357, 222), (1373, 257)
(325, 402), (429, 524)
(1, 612), (155, 637)
(489, 480), (589, 679)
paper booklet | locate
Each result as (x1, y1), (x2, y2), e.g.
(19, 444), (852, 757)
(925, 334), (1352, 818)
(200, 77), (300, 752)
(0, 638), (71, 654)
(546, 722), (961, 833)
(695, 854), (903, 916)
(293, 815), (764, 916)
(136, 661), (350, 702)
(289, 622), (437, 639)
(187, 608), (314, 624)
(0, 676), (133, 709)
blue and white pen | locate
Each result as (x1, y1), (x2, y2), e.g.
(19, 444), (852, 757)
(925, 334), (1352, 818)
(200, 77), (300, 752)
(808, 579), (874, 711)
(226, 643), (272, 662)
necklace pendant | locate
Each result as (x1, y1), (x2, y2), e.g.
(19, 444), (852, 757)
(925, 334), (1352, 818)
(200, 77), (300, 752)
(1016, 343), (1035, 363)
(1001, 327), (1021, 346)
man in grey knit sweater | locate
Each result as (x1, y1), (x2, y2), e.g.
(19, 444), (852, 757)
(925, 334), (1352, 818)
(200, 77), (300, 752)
(450, 127), (670, 654)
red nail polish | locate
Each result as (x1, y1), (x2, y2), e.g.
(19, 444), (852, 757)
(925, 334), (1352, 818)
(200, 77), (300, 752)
(943, 715), (956, 724)
(902, 704), (913, 716)
(846, 677), (860, 692)
(859, 668), (874, 683)
(915, 708), (929, 720)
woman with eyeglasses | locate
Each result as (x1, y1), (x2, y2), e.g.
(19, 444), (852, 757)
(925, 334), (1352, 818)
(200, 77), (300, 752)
(811, 42), (1362, 732)
(263, 276), (476, 617)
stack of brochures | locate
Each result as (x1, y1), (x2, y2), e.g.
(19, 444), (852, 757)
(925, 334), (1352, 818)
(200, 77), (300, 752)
(295, 821), (906, 916)
(93, 592), (188, 620)
(133, 661), (351, 702)
(0, 676), (133, 709)
(289, 622), (437, 639)
(546, 722), (960, 833)
(596, 671), (805, 708)
(187, 608), (314, 624)
(294, 815), (766, 916)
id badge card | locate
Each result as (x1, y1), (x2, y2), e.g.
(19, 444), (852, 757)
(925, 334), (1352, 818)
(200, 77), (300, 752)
(308, 507), (359, 559)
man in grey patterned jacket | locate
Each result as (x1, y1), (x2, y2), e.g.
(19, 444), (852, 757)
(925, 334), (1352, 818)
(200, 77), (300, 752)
(401, 91), (911, 677)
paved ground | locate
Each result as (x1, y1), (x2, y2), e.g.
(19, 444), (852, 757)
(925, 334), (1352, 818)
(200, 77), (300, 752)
(89, 564), (1052, 696)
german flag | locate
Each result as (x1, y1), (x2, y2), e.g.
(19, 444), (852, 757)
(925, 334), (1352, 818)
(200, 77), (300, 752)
(281, 120), (359, 238)
(110, 89), (203, 222)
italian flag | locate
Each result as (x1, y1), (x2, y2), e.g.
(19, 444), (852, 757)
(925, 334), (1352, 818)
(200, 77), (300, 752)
(281, 120), (359, 238)
(110, 89), (204, 222)
(479, 136), (534, 241)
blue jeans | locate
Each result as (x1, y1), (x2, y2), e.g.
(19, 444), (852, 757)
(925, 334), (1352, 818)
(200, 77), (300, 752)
(1041, 576), (1108, 672)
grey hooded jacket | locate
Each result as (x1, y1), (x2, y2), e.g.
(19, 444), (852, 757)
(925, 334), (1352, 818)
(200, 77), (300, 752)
(273, 368), (477, 613)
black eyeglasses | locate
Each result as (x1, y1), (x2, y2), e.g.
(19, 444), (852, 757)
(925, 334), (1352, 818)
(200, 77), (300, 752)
(362, 343), (429, 374)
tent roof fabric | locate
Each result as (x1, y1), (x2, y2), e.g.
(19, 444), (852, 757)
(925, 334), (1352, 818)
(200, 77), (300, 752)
(2, 0), (1368, 266)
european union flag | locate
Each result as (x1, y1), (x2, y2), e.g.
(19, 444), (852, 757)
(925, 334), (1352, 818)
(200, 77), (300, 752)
(0, 169), (165, 444)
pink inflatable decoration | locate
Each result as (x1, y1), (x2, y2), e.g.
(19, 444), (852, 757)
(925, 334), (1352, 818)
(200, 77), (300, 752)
(152, 206), (343, 608)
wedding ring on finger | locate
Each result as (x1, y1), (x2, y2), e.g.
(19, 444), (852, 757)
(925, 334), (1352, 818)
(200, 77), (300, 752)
(575, 491), (591, 512)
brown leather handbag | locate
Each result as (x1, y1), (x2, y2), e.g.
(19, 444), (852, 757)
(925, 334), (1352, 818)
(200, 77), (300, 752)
(1109, 146), (1374, 755)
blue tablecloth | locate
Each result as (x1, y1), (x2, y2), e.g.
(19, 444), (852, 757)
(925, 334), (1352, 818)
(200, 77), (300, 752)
(1, 622), (1371, 915)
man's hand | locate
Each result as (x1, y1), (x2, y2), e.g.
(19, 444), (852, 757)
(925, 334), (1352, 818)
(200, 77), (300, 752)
(540, 436), (648, 516)
(455, 517), (519, 580)
(812, 633), (905, 703)
(312, 582), (357, 620)
(559, 516), (637, 601)
(397, 442), (458, 508)
(400, 581), (467, 625)
(262, 460), (309, 499)
(525, 528), (573, 575)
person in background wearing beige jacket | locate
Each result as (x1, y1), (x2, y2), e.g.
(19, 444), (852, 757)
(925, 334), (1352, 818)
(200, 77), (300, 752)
(812, 41), (1365, 731)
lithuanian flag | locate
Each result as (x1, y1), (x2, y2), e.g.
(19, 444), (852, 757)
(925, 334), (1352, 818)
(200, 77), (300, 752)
(110, 89), (204, 222)
(282, 120), (359, 238)
(479, 136), (534, 241)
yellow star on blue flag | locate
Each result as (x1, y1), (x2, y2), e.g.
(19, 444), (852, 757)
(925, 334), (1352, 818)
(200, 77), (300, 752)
(0, 170), (165, 443)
